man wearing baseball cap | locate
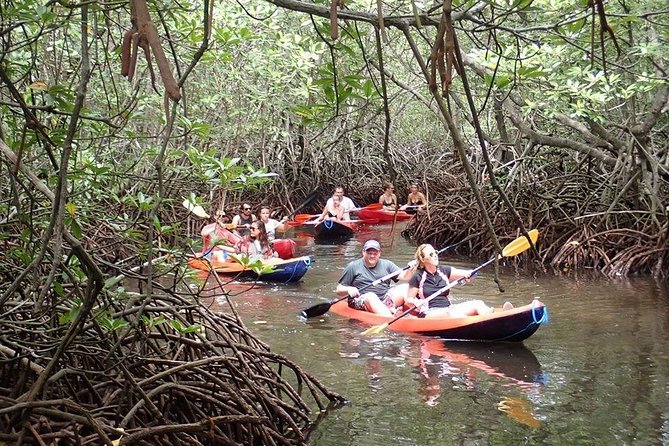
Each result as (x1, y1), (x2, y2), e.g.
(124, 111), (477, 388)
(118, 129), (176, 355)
(335, 239), (413, 317)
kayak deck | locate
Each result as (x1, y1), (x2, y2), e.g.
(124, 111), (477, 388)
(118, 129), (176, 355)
(357, 207), (413, 222)
(313, 220), (356, 238)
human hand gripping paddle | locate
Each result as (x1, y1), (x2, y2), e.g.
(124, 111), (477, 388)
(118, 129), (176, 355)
(361, 229), (539, 335)
(299, 240), (470, 319)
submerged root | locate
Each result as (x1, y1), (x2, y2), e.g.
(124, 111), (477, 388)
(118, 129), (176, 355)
(0, 259), (344, 445)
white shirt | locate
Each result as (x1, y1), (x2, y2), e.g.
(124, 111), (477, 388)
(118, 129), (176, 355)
(326, 196), (356, 213)
(263, 218), (282, 241)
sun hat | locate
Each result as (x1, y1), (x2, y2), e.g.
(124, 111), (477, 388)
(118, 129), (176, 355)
(363, 239), (381, 251)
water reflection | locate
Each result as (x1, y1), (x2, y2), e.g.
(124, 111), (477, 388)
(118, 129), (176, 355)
(334, 324), (545, 425)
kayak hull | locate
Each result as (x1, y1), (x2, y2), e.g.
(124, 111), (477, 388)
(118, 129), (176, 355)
(357, 207), (413, 222)
(188, 255), (311, 283)
(313, 220), (356, 238)
(330, 299), (548, 342)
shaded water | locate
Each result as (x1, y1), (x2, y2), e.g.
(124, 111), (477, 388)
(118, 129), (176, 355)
(200, 223), (669, 445)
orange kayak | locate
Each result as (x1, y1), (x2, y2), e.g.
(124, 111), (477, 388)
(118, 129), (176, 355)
(188, 254), (311, 283)
(330, 299), (548, 342)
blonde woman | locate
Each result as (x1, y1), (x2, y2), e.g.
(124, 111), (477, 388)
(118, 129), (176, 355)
(406, 244), (511, 318)
(315, 195), (349, 223)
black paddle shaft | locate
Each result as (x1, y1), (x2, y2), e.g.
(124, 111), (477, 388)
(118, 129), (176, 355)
(285, 191), (318, 220)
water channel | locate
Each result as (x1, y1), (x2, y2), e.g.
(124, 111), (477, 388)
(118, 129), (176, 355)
(199, 222), (669, 445)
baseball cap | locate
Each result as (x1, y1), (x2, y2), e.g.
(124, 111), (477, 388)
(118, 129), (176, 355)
(363, 240), (381, 251)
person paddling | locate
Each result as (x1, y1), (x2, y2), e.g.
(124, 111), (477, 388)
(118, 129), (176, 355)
(201, 210), (239, 260)
(258, 205), (287, 242)
(326, 185), (356, 215)
(314, 195), (348, 223)
(231, 203), (257, 237)
(401, 182), (427, 214)
(406, 244), (512, 318)
(336, 239), (413, 317)
(235, 221), (276, 260)
(378, 182), (398, 211)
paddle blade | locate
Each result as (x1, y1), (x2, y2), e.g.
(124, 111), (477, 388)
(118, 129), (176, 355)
(182, 199), (210, 218)
(301, 302), (332, 319)
(362, 322), (388, 335)
(295, 213), (317, 222)
(501, 229), (539, 258)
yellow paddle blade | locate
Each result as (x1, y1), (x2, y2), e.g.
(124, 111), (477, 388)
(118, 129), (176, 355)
(362, 322), (389, 335)
(501, 229), (539, 258)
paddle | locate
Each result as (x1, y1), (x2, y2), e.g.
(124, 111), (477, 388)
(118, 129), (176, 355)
(361, 229), (539, 335)
(182, 198), (210, 218)
(295, 213), (319, 222)
(299, 239), (473, 319)
(284, 191), (318, 220)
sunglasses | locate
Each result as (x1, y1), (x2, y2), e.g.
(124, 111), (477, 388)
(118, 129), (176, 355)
(243, 207), (251, 211)
(423, 251), (438, 258)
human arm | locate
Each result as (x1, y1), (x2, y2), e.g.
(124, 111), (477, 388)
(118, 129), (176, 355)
(398, 263), (415, 281)
(418, 192), (428, 209)
(276, 217), (288, 232)
(448, 266), (474, 282)
(201, 222), (216, 237)
(234, 238), (245, 255)
(405, 283), (423, 308)
(336, 282), (359, 297)
(335, 263), (360, 297)
(314, 206), (328, 223)
(337, 207), (347, 221)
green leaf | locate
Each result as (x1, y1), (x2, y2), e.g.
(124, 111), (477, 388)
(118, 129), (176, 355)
(363, 80), (375, 98)
(54, 281), (65, 297)
(495, 76), (511, 89)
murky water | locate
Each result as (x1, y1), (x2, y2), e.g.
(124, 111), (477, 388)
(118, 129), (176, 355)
(199, 223), (669, 445)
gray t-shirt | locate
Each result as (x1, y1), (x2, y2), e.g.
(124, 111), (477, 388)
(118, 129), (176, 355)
(338, 258), (401, 297)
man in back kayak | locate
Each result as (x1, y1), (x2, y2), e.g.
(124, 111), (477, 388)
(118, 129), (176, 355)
(326, 185), (356, 215)
(336, 239), (413, 317)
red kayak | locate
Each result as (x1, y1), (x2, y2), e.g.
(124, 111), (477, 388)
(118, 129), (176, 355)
(330, 299), (548, 342)
(273, 238), (296, 259)
(357, 206), (413, 222)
